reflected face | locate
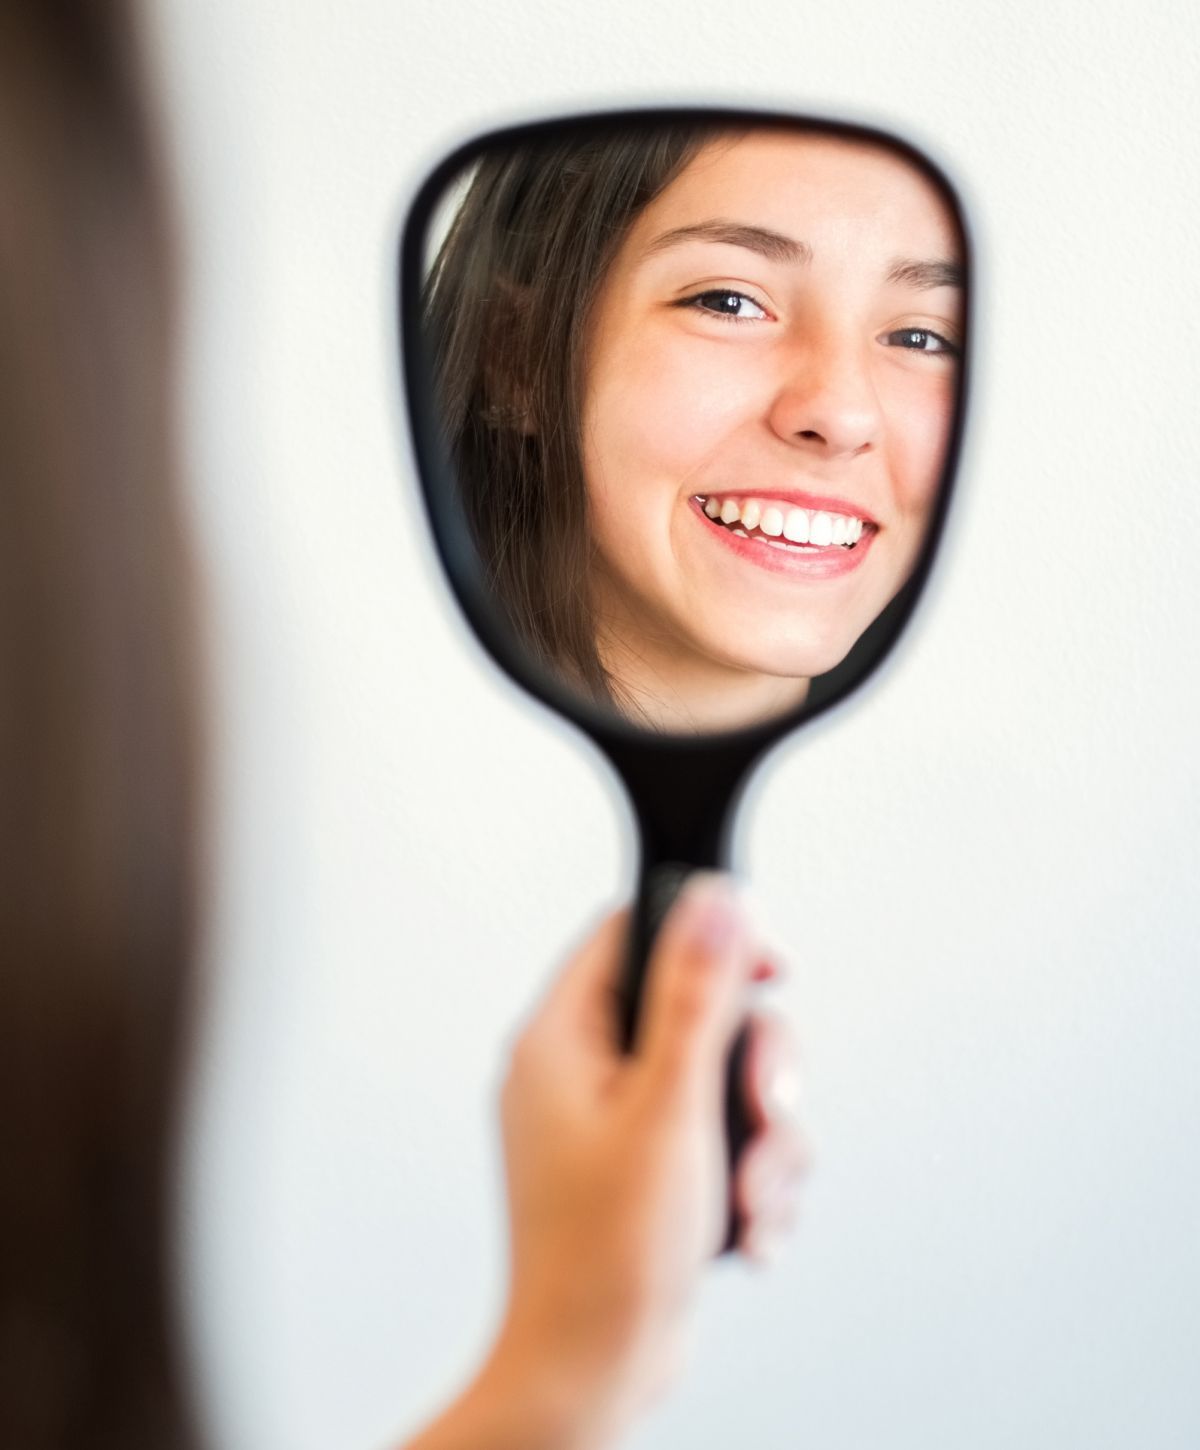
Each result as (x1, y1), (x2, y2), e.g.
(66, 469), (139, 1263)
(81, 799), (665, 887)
(581, 131), (963, 727)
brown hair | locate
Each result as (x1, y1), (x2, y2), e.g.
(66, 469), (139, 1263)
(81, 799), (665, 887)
(424, 123), (719, 702)
(0, 3), (201, 1446)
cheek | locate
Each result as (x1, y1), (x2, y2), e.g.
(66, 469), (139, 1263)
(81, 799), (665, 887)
(582, 330), (758, 506)
(883, 376), (956, 516)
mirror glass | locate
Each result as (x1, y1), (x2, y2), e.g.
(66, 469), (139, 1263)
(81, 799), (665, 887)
(412, 115), (968, 736)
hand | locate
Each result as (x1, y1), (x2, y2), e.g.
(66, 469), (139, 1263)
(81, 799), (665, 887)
(487, 874), (810, 1446)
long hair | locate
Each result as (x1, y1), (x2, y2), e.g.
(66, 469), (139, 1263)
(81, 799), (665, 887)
(424, 124), (717, 701)
(0, 4), (201, 1446)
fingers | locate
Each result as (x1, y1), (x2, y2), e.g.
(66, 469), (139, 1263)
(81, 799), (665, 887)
(734, 1124), (810, 1262)
(635, 874), (754, 1105)
(507, 905), (630, 1088)
(734, 1011), (813, 1262)
(740, 1009), (802, 1131)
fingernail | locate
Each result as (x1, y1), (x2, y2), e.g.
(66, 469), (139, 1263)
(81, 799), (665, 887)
(739, 885), (791, 979)
(766, 1061), (801, 1118)
(678, 873), (741, 952)
(751, 948), (787, 984)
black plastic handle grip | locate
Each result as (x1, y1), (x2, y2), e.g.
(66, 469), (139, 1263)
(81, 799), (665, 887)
(619, 860), (752, 1254)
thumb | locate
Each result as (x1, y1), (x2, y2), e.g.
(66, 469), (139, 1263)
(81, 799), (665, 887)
(634, 873), (751, 1105)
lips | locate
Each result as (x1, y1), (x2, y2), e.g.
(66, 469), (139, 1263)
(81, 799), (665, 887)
(699, 492), (872, 546)
(691, 492), (878, 579)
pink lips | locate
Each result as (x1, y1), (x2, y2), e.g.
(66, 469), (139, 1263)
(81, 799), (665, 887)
(690, 496), (878, 580)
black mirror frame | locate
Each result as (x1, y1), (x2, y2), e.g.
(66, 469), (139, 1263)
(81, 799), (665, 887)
(400, 103), (971, 757)
(398, 106), (973, 1232)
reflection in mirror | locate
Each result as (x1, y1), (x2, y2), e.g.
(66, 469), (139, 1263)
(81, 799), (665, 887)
(422, 121), (966, 735)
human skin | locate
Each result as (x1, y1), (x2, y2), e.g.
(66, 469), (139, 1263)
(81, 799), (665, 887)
(402, 876), (809, 1450)
(582, 130), (964, 732)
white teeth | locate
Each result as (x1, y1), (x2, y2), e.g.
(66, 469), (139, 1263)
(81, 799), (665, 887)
(810, 511), (834, 546)
(783, 507), (810, 544)
(702, 496), (868, 547)
(760, 506), (784, 537)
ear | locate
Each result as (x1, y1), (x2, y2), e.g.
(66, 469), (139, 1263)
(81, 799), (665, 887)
(481, 276), (538, 436)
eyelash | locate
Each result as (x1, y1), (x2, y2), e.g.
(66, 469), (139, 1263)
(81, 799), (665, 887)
(676, 295), (961, 357)
(677, 289), (770, 322)
(879, 327), (960, 358)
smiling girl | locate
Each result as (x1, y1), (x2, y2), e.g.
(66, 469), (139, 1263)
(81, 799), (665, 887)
(427, 121), (965, 732)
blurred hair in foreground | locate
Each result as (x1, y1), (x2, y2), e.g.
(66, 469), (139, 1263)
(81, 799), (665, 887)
(0, 3), (201, 1445)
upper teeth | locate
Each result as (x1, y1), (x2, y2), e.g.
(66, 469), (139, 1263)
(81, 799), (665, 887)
(701, 496), (866, 546)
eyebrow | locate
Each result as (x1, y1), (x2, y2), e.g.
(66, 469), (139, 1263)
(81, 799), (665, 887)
(642, 221), (813, 265)
(886, 257), (964, 290)
(642, 221), (964, 293)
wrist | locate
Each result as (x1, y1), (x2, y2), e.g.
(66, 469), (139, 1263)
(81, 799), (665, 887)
(471, 1307), (641, 1450)
(402, 1325), (612, 1450)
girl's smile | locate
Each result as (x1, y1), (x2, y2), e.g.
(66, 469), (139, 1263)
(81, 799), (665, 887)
(694, 491), (877, 580)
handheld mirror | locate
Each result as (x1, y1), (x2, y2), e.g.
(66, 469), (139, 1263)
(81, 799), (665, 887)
(400, 108), (970, 1232)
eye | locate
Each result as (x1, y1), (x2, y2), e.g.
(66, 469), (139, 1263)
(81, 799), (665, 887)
(880, 326), (960, 357)
(679, 289), (770, 322)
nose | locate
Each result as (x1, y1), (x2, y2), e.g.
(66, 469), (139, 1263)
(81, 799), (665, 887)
(767, 332), (883, 458)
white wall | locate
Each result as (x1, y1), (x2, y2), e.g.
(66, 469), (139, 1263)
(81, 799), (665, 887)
(151, 2), (1200, 1447)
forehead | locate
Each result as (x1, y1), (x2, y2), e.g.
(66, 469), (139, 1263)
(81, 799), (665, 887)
(625, 129), (961, 263)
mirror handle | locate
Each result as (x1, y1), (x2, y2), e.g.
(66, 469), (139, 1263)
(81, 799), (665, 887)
(620, 859), (751, 1255)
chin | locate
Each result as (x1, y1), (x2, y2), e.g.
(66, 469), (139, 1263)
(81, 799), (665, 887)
(715, 620), (873, 683)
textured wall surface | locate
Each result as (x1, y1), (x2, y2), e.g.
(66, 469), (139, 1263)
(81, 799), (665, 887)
(152, 3), (1200, 1446)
